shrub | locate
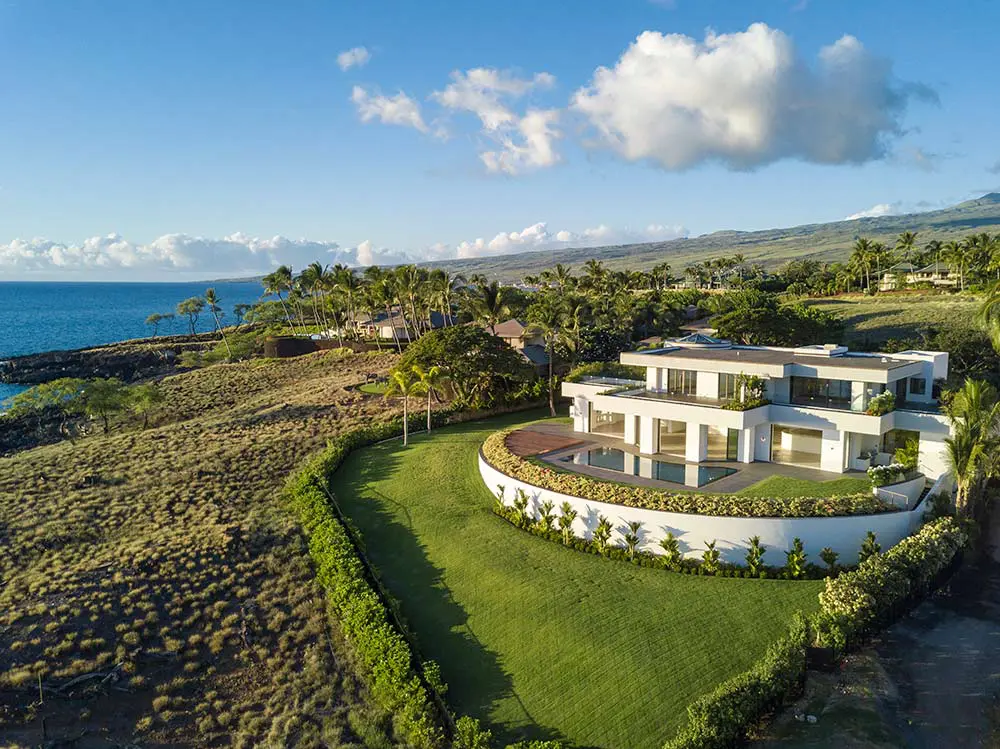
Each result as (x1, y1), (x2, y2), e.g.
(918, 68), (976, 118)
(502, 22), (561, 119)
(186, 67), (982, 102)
(701, 540), (720, 575)
(664, 614), (808, 749)
(865, 390), (896, 416)
(819, 547), (839, 573)
(858, 531), (881, 563)
(745, 536), (765, 576)
(867, 463), (908, 487)
(483, 429), (896, 518)
(564, 361), (645, 383)
(659, 532), (683, 570)
(784, 538), (807, 580)
(557, 502), (577, 545)
(811, 517), (966, 653)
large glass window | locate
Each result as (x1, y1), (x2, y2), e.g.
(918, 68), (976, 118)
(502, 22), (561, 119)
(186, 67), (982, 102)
(882, 429), (919, 455)
(665, 368), (697, 395)
(770, 425), (823, 468)
(790, 376), (852, 410)
(718, 373), (738, 401)
(707, 427), (740, 461)
(590, 407), (625, 436)
(657, 419), (686, 457)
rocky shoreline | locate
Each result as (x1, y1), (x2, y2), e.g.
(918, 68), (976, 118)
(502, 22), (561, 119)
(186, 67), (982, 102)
(0, 332), (220, 387)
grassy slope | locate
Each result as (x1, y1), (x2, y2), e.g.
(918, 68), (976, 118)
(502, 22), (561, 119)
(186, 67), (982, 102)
(0, 350), (408, 747)
(332, 413), (823, 749)
(805, 292), (980, 346)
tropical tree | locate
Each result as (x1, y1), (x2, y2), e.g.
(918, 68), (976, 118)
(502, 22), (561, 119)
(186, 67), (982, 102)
(127, 383), (164, 429)
(262, 265), (297, 333)
(176, 296), (205, 335)
(145, 312), (174, 337)
(528, 292), (570, 416)
(464, 280), (509, 334)
(204, 288), (233, 359)
(412, 364), (447, 434)
(233, 303), (251, 327)
(942, 240), (970, 291)
(384, 366), (421, 446)
(944, 379), (1000, 516)
(81, 378), (128, 433)
(895, 231), (918, 262)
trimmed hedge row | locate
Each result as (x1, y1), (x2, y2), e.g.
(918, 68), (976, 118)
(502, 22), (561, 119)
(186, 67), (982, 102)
(662, 516), (966, 749)
(285, 414), (452, 748)
(811, 515), (966, 652)
(484, 429), (897, 518)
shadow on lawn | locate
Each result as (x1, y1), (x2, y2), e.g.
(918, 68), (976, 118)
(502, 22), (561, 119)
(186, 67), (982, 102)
(332, 425), (568, 747)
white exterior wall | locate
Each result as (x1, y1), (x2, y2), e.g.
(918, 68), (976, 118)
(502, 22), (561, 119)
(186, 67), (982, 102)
(820, 429), (849, 473)
(646, 367), (661, 391)
(696, 371), (719, 400)
(638, 415), (657, 454)
(481, 454), (925, 565)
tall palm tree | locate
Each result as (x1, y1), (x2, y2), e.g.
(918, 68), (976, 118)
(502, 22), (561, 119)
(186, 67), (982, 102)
(944, 379), (1000, 515)
(528, 293), (569, 416)
(412, 364), (447, 433)
(465, 280), (509, 334)
(540, 263), (575, 291)
(942, 240), (969, 291)
(384, 366), (421, 446)
(895, 231), (918, 262)
(262, 265), (298, 333)
(299, 262), (330, 333)
(849, 237), (875, 290)
(334, 265), (362, 338)
(204, 288), (233, 359)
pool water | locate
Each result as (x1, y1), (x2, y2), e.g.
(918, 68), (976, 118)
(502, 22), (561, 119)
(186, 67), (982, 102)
(558, 446), (736, 488)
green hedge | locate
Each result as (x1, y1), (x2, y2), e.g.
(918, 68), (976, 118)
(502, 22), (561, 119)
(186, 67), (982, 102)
(564, 361), (645, 382)
(663, 517), (966, 749)
(285, 413), (453, 748)
(664, 615), (808, 749)
(484, 430), (896, 518)
(811, 516), (966, 652)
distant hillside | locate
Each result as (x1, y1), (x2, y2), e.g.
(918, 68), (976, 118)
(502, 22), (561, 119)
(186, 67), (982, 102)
(423, 193), (1000, 281)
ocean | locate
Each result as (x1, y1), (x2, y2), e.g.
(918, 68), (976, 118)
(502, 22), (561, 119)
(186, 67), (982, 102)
(0, 281), (267, 405)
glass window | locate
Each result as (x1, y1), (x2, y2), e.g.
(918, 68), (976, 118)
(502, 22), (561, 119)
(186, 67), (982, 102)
(790, 376), (852, 409)
(590, 408), (625, 436)
(909, 377), (926, 396)
(718, 373), (738, 400)
(666, 369), (696, 395)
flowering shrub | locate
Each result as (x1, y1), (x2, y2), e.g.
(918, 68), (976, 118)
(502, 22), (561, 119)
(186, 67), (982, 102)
(483, 429), (897, 518)
(811, 516), (966, 652)
(867, 462), (907, 487)
(865, 390), (896, 416)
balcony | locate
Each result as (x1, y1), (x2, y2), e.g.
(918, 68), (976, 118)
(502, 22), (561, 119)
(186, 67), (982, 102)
(608, 388), (730, 408)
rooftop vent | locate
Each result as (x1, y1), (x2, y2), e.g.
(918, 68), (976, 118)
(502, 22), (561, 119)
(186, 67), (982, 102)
(794, 343), (848, 358)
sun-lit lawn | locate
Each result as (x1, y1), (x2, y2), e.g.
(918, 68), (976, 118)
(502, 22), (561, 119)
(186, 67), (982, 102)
(735, 473), (872, 498)
(332, 412), (823, 748)
(358, 381), (388, 395)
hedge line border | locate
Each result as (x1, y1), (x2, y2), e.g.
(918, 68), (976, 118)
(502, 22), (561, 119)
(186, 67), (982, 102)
(483, 428), (898, 518)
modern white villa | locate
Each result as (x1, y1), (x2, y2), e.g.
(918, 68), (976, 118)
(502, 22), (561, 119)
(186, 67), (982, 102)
(561, 334), (952, 481)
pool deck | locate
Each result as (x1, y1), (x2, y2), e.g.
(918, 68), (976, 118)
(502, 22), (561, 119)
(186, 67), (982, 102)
(516, 423), (865, 494)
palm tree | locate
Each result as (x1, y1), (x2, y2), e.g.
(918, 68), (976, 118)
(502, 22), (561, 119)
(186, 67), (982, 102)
(895, 231), (918, 262)
(262, 265), (297, 333)
(412, 364), (447, 433)
(528, 293), (569, 416)
(204, 288), (233, 359)
(942, 240), (969, 291)
(465, 280), (509, 334)
(334, 265), (362, 338)
(944, 379), (1000, 516)
(849, 237), (875, 290)
(384, 366), (421, 446)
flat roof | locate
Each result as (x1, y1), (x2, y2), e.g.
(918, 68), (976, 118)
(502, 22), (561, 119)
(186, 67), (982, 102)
(626, 346), (913, 371)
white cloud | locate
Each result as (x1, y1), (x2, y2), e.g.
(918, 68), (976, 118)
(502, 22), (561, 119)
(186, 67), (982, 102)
(844, 203), (898, 220)
(351, 86), (428, 132)
(337, 46), (371, 71)
(432, 68), (561, 174)
(0, 220), (688, 277)
(572, 23), (931, 170)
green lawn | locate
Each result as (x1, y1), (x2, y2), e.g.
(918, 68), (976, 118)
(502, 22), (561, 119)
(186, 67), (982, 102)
(358, 381), (388, 395)
(736, 473), (871, 498)
(331, 412), (823, 748)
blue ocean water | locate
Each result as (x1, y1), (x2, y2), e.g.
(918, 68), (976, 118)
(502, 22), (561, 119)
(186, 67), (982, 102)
(0, 281), (267, 404)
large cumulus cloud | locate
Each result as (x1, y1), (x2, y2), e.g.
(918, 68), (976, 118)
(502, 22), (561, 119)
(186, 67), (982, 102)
(571, 24), (935, 170)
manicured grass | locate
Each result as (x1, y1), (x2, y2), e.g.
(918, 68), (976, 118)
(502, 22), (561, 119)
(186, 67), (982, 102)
(735, 473), (872, 498)
(332, 413), (823, 748)
(359, 381), (388, 395)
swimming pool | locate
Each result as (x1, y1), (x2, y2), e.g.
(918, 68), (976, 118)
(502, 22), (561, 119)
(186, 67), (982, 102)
(558, 446), (736, 488)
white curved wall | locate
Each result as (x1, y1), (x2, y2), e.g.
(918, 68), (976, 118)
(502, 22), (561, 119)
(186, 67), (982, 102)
(480, 452), (925, 566)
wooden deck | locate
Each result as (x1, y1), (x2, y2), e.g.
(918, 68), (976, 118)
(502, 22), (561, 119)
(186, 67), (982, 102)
(505, 429), (584, 457)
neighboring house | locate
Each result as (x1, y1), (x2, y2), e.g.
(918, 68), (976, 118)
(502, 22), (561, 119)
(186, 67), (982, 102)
(492, 318), (549, 371)
(377, 310), (454, 341)
(561, 333), (951, 477)
(879, 260), (956, 291)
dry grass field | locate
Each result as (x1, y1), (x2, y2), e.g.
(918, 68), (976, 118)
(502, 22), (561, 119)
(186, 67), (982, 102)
(0, 349), (408, 748)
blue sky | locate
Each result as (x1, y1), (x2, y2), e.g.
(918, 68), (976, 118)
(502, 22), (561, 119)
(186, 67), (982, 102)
(1, 0), (998, 279)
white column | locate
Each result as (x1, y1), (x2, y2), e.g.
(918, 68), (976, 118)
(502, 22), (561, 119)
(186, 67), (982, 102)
(637, 457), (654, 479)
(572, 396), (590, 433)
(696, 371), (719, 400)
(639, 415), (657, 454)
(646, 367), (661, 391)
(850, 381), (866, 412)
(624, 414), (637, 446)
(820, 429), (848, 473)
(684, 463), (701, 487)
(737, 426), (755, 464)
(685, 423), (708, 462)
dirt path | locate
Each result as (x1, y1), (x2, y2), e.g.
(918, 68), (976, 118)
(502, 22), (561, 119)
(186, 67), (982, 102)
(759, 513), (1000, 748)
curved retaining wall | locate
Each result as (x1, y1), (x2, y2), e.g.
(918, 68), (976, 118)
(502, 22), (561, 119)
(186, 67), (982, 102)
(480, 452), (925, 566)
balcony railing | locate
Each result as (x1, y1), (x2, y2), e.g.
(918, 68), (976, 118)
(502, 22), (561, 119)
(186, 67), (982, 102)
(607, 388), (731, 408)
